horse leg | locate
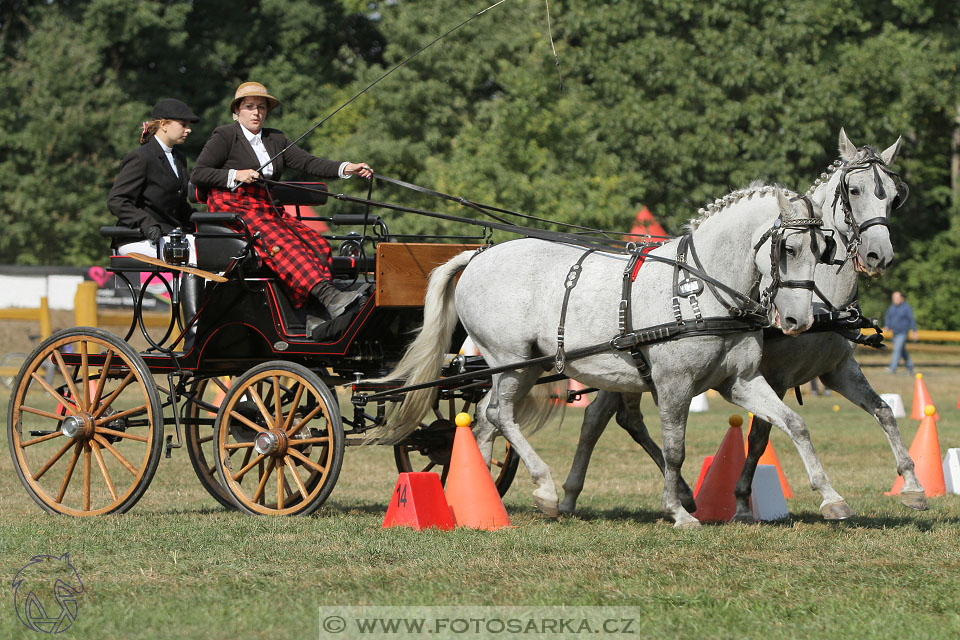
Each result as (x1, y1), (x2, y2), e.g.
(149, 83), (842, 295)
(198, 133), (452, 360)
(657, 393), (700, 528)
(722, 373), (854, 520)
(559, 390), (618, 515)
(617, 393), (697, 513)
(820, 358), (928, 510)
(732, 415), (774, 522)
(473, 392), (497, 464)
(486, 369), (560, 517)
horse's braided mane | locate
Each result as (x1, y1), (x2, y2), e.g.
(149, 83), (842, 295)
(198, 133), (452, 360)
(804, 145), (884, 197)
(688, 181), (799, 230)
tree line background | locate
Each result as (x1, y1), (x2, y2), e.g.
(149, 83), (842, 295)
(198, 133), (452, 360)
(2, 0), (958, 327)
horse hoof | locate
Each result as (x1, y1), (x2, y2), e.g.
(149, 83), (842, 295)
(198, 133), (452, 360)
(673, 517), (701, 529)
(680, 496), (697, 513)
(899, 490), (930, 511)
(731, 511), (756, 524)
(558, 498), (576, 516)
(821, 501), (856, 520)
(534, 495), (560, 519)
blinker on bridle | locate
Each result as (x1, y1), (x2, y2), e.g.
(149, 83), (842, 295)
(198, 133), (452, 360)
(751, 195), (823, 307)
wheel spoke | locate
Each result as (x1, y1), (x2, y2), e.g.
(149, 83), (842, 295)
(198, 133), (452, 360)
(20, 405), (67, 421)
(56, 442), (83, 504)
(83, 443), (91, 511)
(288, 436), (330, 446)
(95, 426), (148, 442)
(93, 434), (138, 475)
(287, 447), (325, 473)
(32, 438), (76, 481)
(228, 408), (267, 434)
(91, 372), (136, 419)
(284, 457), (309, 498)
(224, 441), (255, 450)
(252, 458), (275, 503)
(51, 349), (82, 412)
(247, 385), (275, 430)
(232, 451), (266, 481)
(31, 372), (77, 416)
(281, 382), (305, 433)
(20, 431), (64, 447)
(90, 441), (118, 502)
(286, 404), (322, 436)
(95, 404), (148, 426)
(197, 434), (213, 445)
(273, 376), (282, 427)
(212, 377), (229, 393)
(90, 350), (115, 409)
(421, 460), (437, 473)
(277, 464), (285, 509)
(81, 342), (90, 410)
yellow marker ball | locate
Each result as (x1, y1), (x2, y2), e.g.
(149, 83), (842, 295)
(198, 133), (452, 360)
(916, 373), (923, 380)
(729, 414), (743, 428)
(832, 405), (840, 412)
(925, 404), (936, 416)
(455, 412), (472, 428)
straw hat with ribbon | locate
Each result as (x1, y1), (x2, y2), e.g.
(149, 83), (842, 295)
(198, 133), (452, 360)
(230, 81), (280, 113)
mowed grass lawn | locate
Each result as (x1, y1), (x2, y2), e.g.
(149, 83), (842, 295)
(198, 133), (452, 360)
(2, 352), (959, 639)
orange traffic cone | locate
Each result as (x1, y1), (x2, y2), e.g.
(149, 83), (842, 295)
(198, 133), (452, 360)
(887, 405), (946, 497)
(443, 413), (511, 530)
(382, 472), (455, 531)
(692, 415), (746, 522)
(744, 415), (794, 499)
(911, 373), (939, 420)
(692, 455), (715, 497)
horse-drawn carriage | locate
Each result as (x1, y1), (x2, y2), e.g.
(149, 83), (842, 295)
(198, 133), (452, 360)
(7, 130), (923, 527)
(6, 181), (534, 517)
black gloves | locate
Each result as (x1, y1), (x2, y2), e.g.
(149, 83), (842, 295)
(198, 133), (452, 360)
(144, 225), (163, 243)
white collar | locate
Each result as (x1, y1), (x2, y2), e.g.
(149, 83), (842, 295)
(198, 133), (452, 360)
(240, 125), (262, 145)
(154, 136), (174, 153)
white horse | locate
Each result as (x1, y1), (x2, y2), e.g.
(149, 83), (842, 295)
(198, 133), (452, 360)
(373, 186), (832, 527)
(559, 130), (926, 520)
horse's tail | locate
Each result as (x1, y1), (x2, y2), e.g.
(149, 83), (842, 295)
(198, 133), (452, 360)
(367, 249), (476, 444)
(516, 376), (568, 437)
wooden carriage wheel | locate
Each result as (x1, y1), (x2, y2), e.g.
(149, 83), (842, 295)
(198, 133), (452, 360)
(393, 396), (519, 497)
(213, 362), (344, 516)
(7, 328), (163, 516)
(183, 376), (236, 510)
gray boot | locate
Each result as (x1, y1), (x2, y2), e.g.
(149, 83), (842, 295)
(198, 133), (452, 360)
(311, 281), (362, 320)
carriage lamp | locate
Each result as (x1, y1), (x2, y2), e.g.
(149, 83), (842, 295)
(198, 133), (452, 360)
(163, 228), (190, 265)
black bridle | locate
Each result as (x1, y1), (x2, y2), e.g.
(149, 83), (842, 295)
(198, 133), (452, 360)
(828, 149), (909, 266)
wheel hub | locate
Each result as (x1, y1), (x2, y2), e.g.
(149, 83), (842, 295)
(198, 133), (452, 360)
(61, 413), (94, 440)
(254, 430), (289, 456)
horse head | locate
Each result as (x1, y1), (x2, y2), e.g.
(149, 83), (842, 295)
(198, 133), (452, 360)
(817, 128), (904, 277)
(755, 188), (825, 336)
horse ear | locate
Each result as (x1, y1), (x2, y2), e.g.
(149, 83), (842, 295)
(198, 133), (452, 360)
(881, 136), (902, 165)
(775, 187), (792, 214)
(838, 128), (856, 161)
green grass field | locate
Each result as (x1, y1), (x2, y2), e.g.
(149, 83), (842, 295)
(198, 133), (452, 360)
(2, 352), (960, 639)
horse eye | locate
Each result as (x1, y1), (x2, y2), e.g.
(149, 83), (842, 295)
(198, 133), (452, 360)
(849, 186), (861, 196)
(784, 245), (796, 257)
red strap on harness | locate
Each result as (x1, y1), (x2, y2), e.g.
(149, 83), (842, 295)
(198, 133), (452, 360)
(630, 245), (657, 281)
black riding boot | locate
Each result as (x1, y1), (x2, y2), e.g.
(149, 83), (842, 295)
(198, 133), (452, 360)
(311, 281), (362, 320)
(179, 275), (203, 349)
